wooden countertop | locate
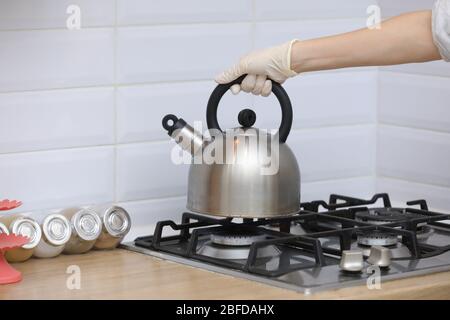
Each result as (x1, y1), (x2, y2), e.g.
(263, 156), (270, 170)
(1, 249), (450, 299)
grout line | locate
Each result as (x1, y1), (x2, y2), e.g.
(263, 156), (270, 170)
(0, 123), (377, 157)
(117, 194), (187, 205)
(113, 0), (119, 203)
(0, 16), (368, 33)
(379, 69), (450, 80)
(0, 25), (115, 33)
(0, 68), (378, 95)
(378, 122), (450, 135)
(374, 66), (380, 193)
(378, 175), (450, 190)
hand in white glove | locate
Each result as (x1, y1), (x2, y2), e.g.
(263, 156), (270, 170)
(215, 40), (299, 96)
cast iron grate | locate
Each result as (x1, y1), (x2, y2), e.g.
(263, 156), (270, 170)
(134, 193), (450, 277)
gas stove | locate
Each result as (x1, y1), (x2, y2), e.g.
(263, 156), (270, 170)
(122, 193), (450, 294)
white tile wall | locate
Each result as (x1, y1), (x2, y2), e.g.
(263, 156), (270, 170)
(0, 0), (115, 30)
(255, 0), (377, 20)
(0, 29), (114, 92)
(0, 147), (114, 213)
(253, 71), (377, 130)
(382, 60), (450, 78)
(376, 0), (450, 212)
(378, 0), (435, 17)
(116, 24), (252, 84)
(254, 19), (368, 48)
(377, 177), (450, 213)
(0, 87), (115, 153)
(290, 125), (376, 183)
(116, 81), (252, 143)
(378, 72), (450, 133)
(377, 125), (450, 188)
(117, 0), (252, 25)
(116, 141), (189, 202)
(1, 0), (449, 234)
(119, 196), (187, 241)
(301, 176), (376, 202)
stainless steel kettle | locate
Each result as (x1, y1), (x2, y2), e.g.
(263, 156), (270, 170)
(162, 75), (300, 218)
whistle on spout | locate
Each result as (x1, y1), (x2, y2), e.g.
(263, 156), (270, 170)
(162, 114), (205, 156)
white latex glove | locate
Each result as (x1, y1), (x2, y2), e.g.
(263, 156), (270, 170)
(215, 40), (299, 96)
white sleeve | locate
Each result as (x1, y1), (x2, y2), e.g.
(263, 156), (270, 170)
(432, 0), (450, 61)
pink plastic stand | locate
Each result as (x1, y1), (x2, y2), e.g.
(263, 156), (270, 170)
(0, 199), (26, 284)
(0, 199), (22, 211)
(0, 233), (29, 284)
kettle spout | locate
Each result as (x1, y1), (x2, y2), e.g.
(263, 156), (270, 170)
(162, 114), (204, 156)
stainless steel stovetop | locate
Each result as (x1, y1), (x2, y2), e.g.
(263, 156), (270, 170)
(121, 193), (450, 295)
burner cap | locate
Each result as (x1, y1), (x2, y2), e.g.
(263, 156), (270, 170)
(355, 207), (421, 225)
(357, 230), (398, 247)
(197, 243), (280, 260)
(210, 230), (267, 246)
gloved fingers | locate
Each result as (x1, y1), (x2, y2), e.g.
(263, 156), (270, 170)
(261, 80), (272, 97)
(240, 74), (256, 93)
(230, 84), (241, 95)
(215, 63), (245, 84)
(252, 75), (267, 95)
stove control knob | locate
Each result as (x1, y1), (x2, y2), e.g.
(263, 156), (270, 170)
(367, 245), (392, 268)
(340, 250), (364, 273)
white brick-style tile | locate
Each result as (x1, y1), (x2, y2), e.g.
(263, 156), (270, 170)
(118, 196), (187, 241)
(377, 177), (450, 213)
(116, 142), (189, 202)
(289, 125), (376, 182)
(382, 60), (450, 78)
(301, 176), (376, 203)
(253, 71), (377, 130)
(0, 147), (114, 213)
(0, 29), (114, 92)
(379, 72), (450, 133)
(0, 87), (114, 153)
(116, 24), (252, 84)
(378, 0), (435, 17)
(117, 81), (252, 143)
(255, 0), (377, 20)
(0, 0), (115, 30)
(254, 19), (368, 48)
(377, 125), (450, 188)
(117, 0), (251, 25)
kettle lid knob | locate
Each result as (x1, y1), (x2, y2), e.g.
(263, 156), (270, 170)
(238, 109), (256, 128)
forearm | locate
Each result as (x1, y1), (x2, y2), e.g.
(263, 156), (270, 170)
(291, 11), (442, 73)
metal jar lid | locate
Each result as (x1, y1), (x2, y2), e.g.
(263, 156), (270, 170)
(42, 213), (72, 246)
(0, 222), (9, 235)
(72, 209), (102, 241)
(10, 218), (42, 249)
(102, 206), (131, 238)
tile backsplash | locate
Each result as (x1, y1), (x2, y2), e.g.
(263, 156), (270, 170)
(0, 1), (449, 239)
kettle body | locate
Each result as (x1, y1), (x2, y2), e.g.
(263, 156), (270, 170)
(162, 75), (300, 218)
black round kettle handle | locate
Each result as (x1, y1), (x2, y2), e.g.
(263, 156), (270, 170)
(206, 74), (293, 143)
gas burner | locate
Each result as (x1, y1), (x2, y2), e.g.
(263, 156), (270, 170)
(355, 207), (423, 225)
(210, 230), (267, 246)
(197, 242), (280, 260)
(416, 225), (434, 241)
(198, 230), (279, 260)
(357, 230), (399, 247)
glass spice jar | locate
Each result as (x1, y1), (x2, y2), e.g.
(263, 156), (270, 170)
(90, 205), (131, 250)
(61, 207), (102, 254)
(33, 212), (72, 258)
